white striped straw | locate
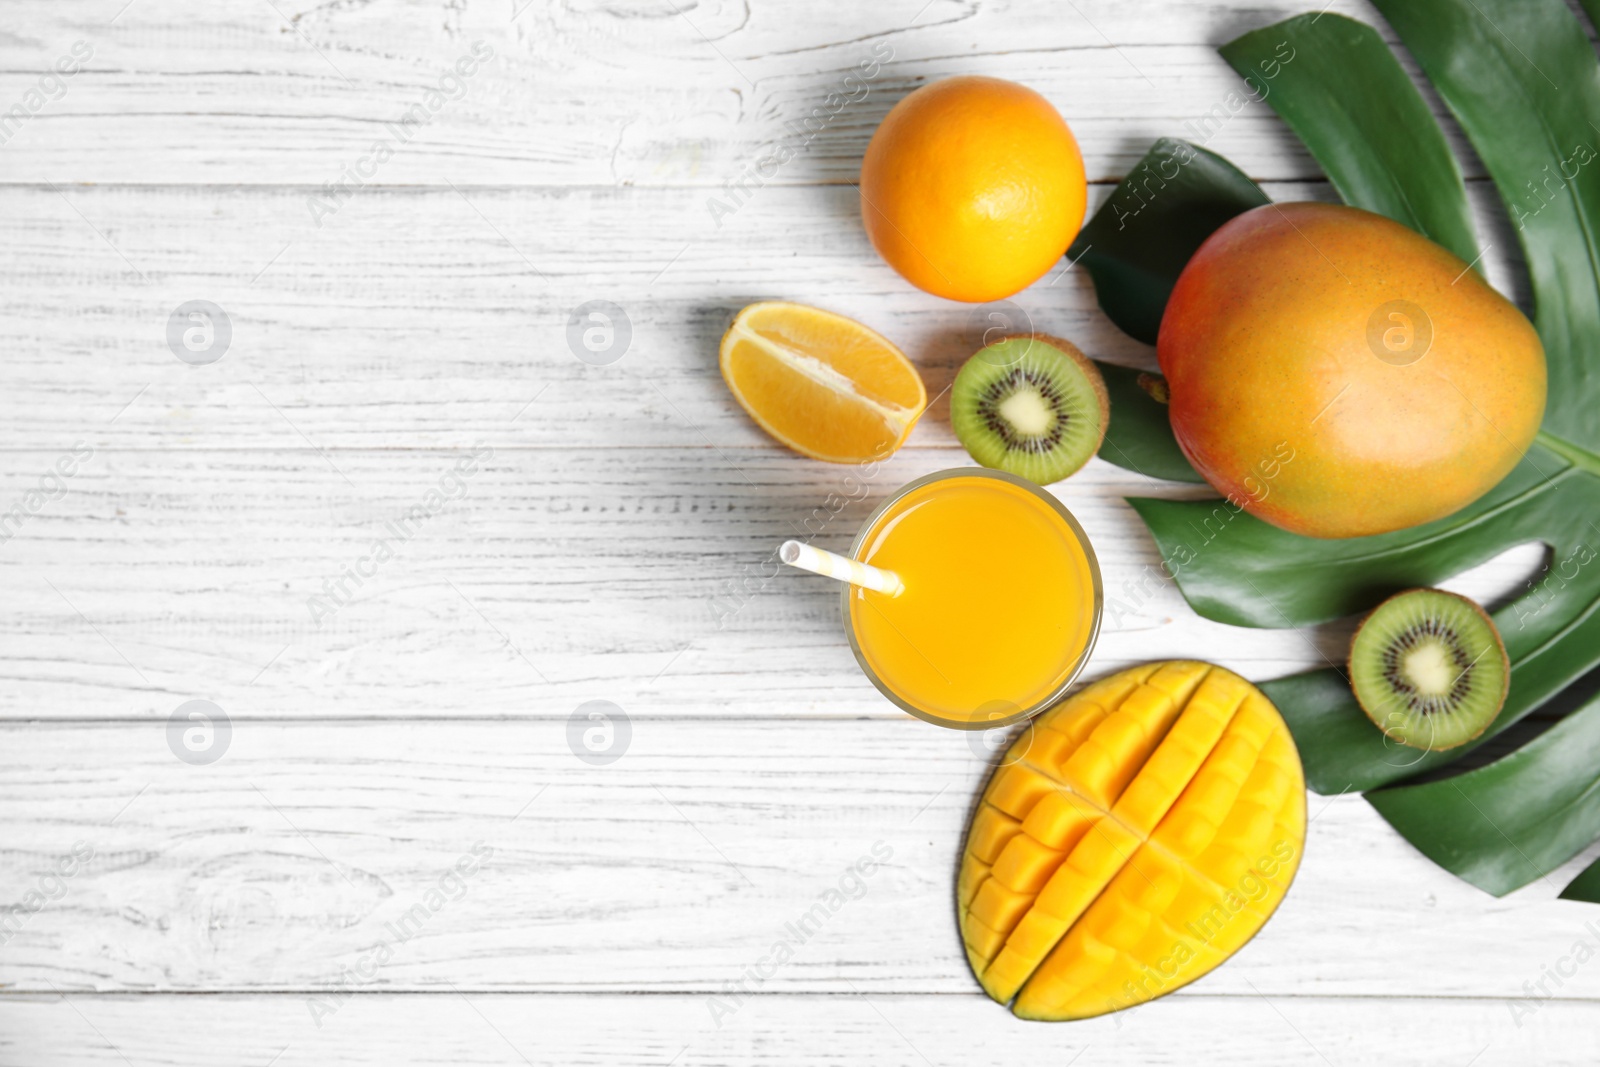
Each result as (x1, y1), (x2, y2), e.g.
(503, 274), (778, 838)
(780, 540), (904, 597)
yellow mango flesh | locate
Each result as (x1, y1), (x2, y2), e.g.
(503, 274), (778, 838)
(957, 661), (1306, 1020)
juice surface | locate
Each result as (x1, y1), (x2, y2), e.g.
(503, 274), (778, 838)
(848, 474), (1097, 725)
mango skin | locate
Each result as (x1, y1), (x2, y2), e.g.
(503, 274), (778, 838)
(1158, 202), (1546, 539)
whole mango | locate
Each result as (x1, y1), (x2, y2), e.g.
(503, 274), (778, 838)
(1158, 202), (1546, 539)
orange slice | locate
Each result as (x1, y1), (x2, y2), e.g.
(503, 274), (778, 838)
(720, 301), (927, 463)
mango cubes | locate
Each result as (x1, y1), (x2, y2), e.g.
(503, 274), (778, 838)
(958, 661), (1306, 1020)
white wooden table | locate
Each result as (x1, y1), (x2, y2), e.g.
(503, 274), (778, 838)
(2, 2), (1596, 1063)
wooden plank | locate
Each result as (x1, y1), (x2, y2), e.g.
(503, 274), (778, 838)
(0, 446), (1543, 719)
(2, 2), (1587, 1060)
(0, 180), (1521, 453)
(2, 719), (1597, 996)
(1, 991), (1597, 1066)
(0, 0), (1496, 187)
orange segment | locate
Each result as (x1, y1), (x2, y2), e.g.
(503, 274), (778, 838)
(719, 301), (926, 463)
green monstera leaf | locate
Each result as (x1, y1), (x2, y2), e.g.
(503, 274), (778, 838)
(1070, 138), (1268, 347)
(1080, 1), (1600, 898)
(1093, 359), (1204, 484)
(1221, 13), (1480, 265)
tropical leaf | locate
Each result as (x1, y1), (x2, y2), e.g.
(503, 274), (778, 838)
(1069, 138), (1267, 346)
(1135, 447), (1600, 799)
(1367, 689), (1600, 896)
(1093, 360), (1202, 483)
(1560, 851), (1600, 903)
(1371, 0), (1600, 460)
(1070, 0), (1600, 897)
(1219, 13), (1480, 264)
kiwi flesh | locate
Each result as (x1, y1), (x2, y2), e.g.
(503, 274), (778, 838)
(950, 334), (1109, 485)
(1349, 588), (1509, 751)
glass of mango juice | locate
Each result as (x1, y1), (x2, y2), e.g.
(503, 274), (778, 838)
(840, 468), (1102, 730)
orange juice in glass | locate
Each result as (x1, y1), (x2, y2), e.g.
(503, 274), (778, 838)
(843, 469), (1102, 729)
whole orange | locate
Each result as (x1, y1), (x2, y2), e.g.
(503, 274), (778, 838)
(859, 76), (1087, 303)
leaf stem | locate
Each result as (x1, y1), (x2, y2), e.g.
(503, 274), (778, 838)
(1535, 430), (1600, 478)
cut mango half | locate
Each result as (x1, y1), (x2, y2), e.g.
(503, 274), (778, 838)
(958, 660), (1306, 1021)
(719, 301), (927, 463)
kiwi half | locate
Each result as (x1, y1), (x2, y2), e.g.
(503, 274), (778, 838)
(1349, 588), (1509, 751)
(950, 334), (1109, 485)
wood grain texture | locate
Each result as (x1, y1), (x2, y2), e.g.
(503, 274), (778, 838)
(0, 446), (1544, 719)
(0, 0), (1499, 187)
(0, 179), (1525, 453)
(2, 992), (1598, 1067)
(1, 0), (1587, 1061)
(3, 720), (1598, 997)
